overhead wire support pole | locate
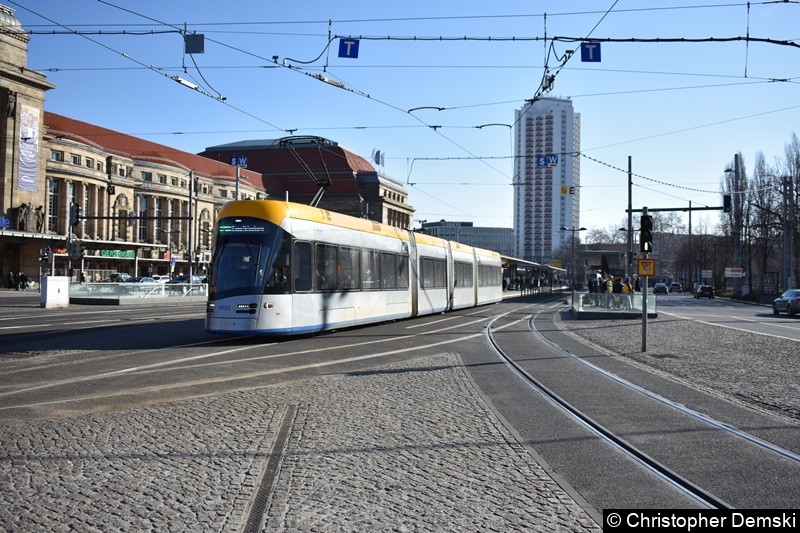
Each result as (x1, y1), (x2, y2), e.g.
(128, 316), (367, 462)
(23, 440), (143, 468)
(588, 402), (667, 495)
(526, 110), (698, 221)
(641, 206), (649, 353)
(627, 156), (633, 281)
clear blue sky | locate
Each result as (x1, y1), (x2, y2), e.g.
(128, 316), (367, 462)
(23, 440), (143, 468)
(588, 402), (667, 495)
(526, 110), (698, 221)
(10, 0), (800, 234)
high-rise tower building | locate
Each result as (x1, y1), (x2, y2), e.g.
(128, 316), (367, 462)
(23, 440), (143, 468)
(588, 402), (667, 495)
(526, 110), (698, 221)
(513, 97), (580, 265)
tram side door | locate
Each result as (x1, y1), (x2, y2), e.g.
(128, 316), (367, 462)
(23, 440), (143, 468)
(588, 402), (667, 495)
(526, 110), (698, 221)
(408, 232), (419, 318)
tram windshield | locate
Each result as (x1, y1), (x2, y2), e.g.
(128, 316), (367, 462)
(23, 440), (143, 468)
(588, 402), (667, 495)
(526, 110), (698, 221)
(208, 217), (291, 300)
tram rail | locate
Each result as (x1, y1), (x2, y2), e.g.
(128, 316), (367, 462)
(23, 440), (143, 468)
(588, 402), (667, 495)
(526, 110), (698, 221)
(486, 306), (737, 510)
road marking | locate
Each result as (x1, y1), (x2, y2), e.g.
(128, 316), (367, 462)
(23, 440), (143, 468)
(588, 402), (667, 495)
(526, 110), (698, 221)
(0, 312), (502, 404)
(405, 316), (459, 328)
(658, 310), (800, 341)
(1, 331), (486, 410)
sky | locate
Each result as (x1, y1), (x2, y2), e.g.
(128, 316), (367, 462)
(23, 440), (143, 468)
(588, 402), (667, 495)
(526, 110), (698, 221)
(8, 0), (800, 235)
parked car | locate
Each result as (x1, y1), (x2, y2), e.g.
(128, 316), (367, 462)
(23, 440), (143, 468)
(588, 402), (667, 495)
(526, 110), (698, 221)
(773, 289), (800, 316)
(167, 275), (204, 284)
(128, 276), (157, 283)
(152, 275), (171, 284)
(695, 285), (715, 299)
(669, 282), (682, 293)
(108, 272), (131, 282)
(653, 282), (668, 294)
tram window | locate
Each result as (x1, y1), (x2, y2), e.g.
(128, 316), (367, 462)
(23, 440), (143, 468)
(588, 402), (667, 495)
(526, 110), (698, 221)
(421, 257), (433, 289)
(434, 259), (446, 288)
(264, 232), (291, 295)
(294, 241), (312, 292)
(479, 265), (500, 286)
(340, 246), (360, 291)
(362, 249), (380, 290)
(420, 257), (445, 289)
(380, 252), (396, 290)
(397, 254), (409, 289)
(315, 243), (338, 291)
(455, 261), (473, 288)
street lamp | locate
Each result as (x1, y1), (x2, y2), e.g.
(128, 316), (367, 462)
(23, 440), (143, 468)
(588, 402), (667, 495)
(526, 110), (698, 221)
(560, 226), (586, 289)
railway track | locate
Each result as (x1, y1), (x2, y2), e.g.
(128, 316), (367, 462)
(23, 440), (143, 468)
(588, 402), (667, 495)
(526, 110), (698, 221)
(484, 303), (800, 510)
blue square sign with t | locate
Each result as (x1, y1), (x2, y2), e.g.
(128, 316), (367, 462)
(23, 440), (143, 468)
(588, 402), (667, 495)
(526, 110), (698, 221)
(338, 38), (359, 59)
(580, 41), (601, 62)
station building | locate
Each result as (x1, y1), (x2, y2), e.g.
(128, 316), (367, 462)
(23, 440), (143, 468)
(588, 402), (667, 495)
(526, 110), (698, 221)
(419, 220), (515, 257)
(200, 138), (413, 229)
(0, 4), (414, 285)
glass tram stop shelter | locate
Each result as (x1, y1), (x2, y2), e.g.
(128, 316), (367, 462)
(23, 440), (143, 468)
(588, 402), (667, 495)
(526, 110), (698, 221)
(500, 255), (566, 296)
(500, 255), (656, 318)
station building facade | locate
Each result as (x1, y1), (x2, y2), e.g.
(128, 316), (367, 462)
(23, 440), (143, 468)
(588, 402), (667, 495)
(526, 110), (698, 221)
(0, 4), (414, 284)
(419, 220), (515, 257)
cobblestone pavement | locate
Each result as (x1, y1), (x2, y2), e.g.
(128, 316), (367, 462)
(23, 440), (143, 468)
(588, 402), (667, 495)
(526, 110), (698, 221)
(0, 353), (600, 532)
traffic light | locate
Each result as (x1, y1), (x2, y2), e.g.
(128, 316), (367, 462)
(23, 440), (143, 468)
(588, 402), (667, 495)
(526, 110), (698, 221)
(69, 239), (86, 260)
(640, 214), (653, 253)
(69, 203), (81, 227)
(723, 194), (732, 213)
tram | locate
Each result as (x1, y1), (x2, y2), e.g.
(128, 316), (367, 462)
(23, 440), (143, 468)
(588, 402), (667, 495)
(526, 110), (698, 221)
(205, 200), (502, 336)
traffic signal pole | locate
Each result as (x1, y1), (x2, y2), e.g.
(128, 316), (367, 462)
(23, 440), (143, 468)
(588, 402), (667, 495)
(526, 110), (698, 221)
(640, 208), (651, 352)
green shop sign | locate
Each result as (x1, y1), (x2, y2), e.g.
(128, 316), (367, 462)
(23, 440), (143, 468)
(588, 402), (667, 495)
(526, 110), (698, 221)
(100, 249), (136, 258)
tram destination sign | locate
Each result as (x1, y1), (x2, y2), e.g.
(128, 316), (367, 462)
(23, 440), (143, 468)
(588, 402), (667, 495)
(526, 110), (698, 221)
(218, 220), (266, 234)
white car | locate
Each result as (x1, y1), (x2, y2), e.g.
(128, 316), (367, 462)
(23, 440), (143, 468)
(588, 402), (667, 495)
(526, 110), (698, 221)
(152, 275), (171, 284)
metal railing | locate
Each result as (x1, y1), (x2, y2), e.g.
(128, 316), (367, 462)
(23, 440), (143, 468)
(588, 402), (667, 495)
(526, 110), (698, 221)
(69, 282), (207, 302)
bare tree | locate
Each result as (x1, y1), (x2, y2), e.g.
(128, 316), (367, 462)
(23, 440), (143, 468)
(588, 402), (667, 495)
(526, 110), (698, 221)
(783, 134), (800, 286)
(585, 217), (629, 245)
(746, 152), (783, 296)
(652, 211), (686, 234)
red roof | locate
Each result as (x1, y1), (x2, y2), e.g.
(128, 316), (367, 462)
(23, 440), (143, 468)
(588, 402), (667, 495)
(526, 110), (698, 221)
(43, 112), (270, 190)
(44, 112), (375, 198)
(199, 139), (376, 197)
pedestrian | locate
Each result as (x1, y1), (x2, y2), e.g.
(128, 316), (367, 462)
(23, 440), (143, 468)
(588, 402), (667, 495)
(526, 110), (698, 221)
(19, 272), (28, 291)
(612, 277), (623, 309)
(622, 277), (633, 309)
(6, 271), (14, 290)
(593, 274), (603, 307)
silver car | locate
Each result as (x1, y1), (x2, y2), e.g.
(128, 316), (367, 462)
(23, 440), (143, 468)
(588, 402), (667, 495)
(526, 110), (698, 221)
(773, 289), (800, 316)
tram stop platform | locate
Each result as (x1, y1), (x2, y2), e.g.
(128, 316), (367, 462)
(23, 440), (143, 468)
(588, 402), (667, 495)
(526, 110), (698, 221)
(570, 290), (658, 320)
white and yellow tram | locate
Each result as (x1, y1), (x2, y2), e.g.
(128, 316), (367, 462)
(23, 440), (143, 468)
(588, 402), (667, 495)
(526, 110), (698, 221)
(205, 200), (502, 336)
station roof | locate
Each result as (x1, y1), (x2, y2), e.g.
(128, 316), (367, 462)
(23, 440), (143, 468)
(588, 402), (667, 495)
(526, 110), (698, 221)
(501, 255), (566, 273)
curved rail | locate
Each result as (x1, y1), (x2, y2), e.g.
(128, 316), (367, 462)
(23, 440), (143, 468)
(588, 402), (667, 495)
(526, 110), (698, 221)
(485, 309), (733, 510)
(541, 312), (800, 465)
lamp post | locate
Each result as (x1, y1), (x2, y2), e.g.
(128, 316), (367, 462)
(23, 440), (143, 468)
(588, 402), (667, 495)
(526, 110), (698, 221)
(560, 226), (586, 289)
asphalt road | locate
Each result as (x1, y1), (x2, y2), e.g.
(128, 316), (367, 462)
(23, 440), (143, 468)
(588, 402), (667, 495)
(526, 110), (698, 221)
(653, 291), (800, 341)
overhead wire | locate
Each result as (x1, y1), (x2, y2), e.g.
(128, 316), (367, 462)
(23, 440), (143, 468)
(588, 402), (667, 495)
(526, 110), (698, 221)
(21, 2), (796, 30)
(14, 0), (800, 224)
